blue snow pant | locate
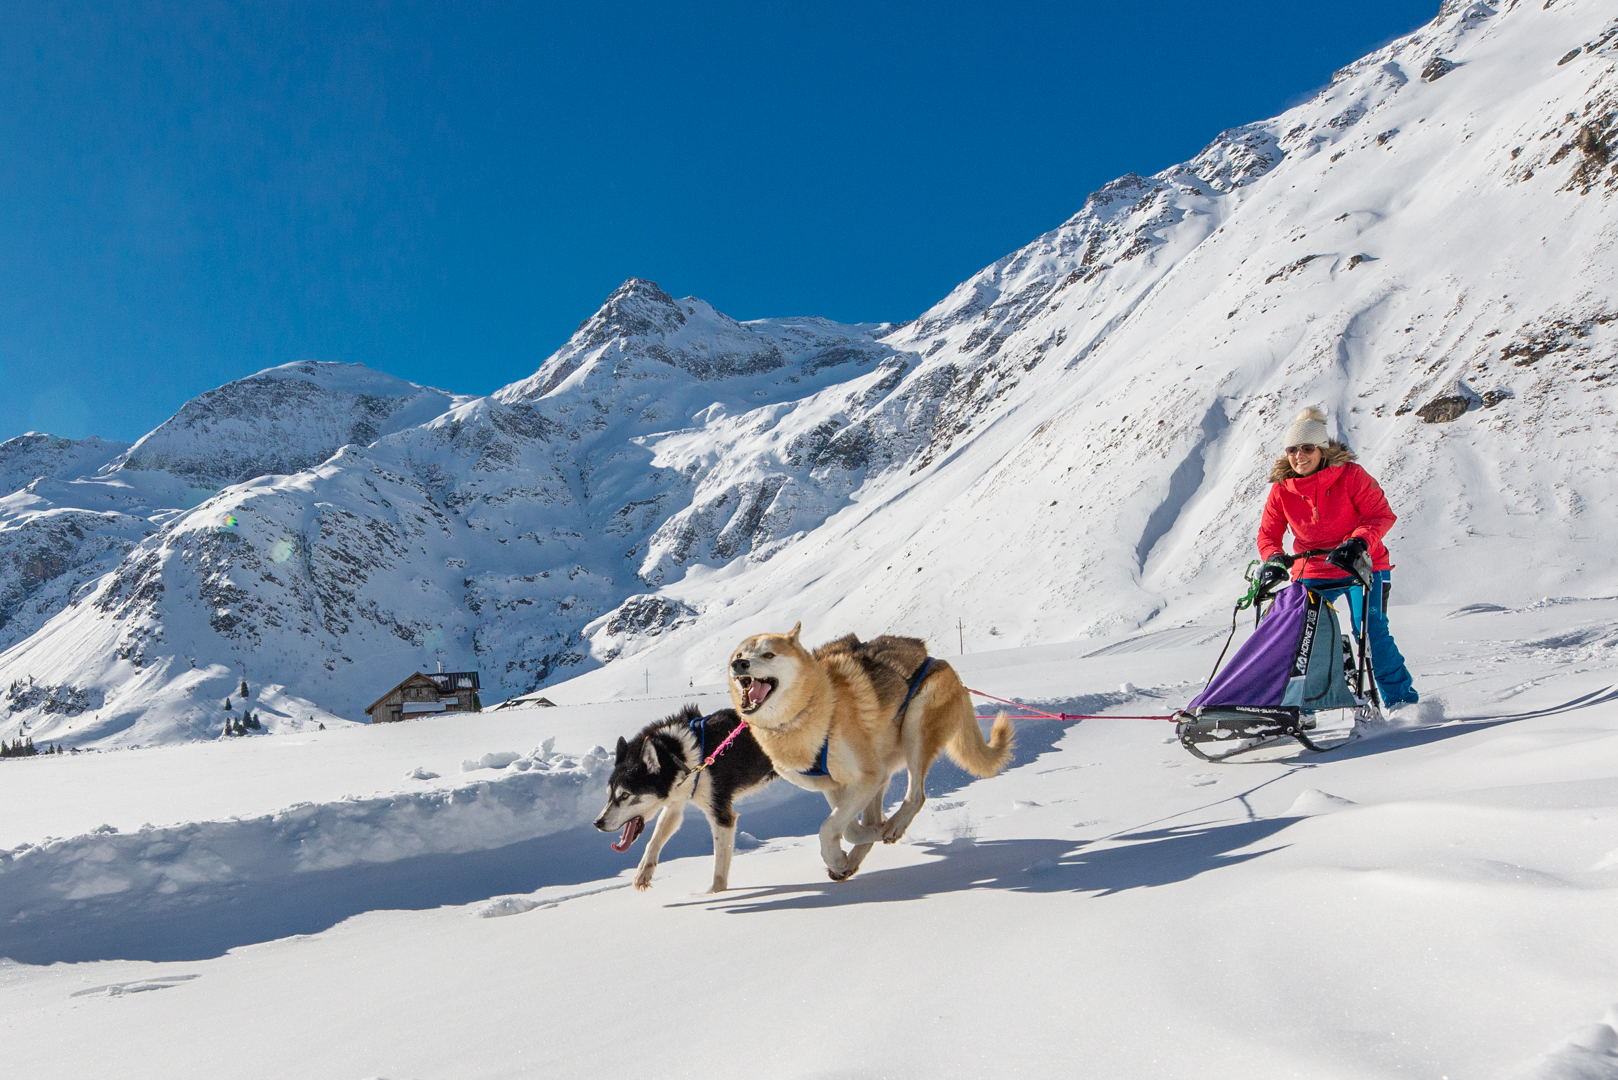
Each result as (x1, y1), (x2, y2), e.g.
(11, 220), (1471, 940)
(1298, 571), (1418, 706)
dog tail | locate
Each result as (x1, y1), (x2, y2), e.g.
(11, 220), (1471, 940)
(946, 699), (1015, 777)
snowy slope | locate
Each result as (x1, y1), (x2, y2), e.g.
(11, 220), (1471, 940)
(551, 0), (1618, 703)
(3, 0), (1618, 746)
(3, 603), (1617, 1078)
(0, 433), (127, 497)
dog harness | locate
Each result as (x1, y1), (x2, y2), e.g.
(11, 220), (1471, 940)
(688, 713), (711, 763)
(798, 733), (833, 777)
(680, 710), (756, 799)
(797, 657), (936, 778)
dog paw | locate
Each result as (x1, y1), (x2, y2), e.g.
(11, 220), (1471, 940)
(827, 867), (856, 882)
(633, 869), (655, 891)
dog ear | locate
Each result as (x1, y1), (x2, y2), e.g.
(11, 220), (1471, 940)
(788, 621), (802, 643)
(616, 736), (627, 761)
(641, 739), (661, 774)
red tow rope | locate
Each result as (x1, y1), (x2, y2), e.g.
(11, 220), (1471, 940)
(965, 686), (1175, 722)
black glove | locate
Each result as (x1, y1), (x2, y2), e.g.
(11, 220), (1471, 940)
(1255, 556), (1291, 593)
(1326, 536), (1370, 578)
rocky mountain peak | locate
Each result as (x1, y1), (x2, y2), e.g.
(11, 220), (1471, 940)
(120, 362), (461, 489)
(580, 278), (690, 346)
(500, 278), (895, 402)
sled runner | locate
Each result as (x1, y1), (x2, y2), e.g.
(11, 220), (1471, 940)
(1174, 548), (1382, 762)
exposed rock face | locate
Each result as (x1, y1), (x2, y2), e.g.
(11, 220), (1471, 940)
(585, 594), (698, 662)
(121, 362), (464, 489)
(2, 680), (103, 716)
(1421, 56), (1458, 81)
(603, 595), (696, 636)
(0, 509), (143, 649)
(498, 279), (892, 404)
(0, 434), (127, 498)
(1417, 380), (1483, 423)
(1417, 395), (1473, 423)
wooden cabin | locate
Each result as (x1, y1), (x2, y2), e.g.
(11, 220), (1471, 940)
(491, 692), (557, 710)
(365, 671), (481, 723)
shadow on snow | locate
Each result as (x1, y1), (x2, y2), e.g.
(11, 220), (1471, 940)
(1, 717), (1078, 965)
(691, 818), (1296, 915)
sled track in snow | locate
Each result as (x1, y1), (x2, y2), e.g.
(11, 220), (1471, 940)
(1452, 684), (1618, 724)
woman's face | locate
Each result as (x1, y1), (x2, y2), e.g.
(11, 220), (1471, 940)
(1287, 443), (1322, 476)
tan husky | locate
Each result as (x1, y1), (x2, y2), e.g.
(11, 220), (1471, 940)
(728, 623), (1014, 881)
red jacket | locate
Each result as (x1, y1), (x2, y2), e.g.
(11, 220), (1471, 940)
(1257, 461), (1395, 580)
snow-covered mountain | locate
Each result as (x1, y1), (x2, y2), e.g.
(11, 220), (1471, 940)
(0, 289), (912, 744)
(120, 362), (466, 490)
(3, 0), (1617, 745)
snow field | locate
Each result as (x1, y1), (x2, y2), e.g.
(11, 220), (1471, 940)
(3, 599), (1618, 1077)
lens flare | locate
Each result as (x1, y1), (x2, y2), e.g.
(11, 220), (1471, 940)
(269, 538), (295, 563)
(223, 515), (238, 528)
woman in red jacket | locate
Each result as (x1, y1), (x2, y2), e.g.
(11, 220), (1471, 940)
(1255, 407), (1418, 707)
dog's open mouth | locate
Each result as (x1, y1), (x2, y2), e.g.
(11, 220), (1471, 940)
(610, 815), (645, 852)
(734, 675), (777, 712)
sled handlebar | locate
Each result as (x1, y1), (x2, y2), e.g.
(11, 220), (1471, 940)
(1269, 547), (1375, 593)
(1274, 548), (1338, 564)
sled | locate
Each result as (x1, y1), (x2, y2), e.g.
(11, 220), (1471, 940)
(1174, 548), (1382, 762)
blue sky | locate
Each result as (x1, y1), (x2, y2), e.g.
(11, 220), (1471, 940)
(0, 1), (1437, 445)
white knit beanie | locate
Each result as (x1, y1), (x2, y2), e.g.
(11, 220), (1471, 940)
(1282, 406), (1329, 450)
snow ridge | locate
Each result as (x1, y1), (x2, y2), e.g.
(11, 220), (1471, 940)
(0, 743), (609, 927)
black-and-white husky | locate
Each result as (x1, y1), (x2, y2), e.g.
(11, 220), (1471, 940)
(594, 704), (776, 893)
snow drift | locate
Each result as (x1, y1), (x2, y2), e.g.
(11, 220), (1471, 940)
(0, 743), (610, 928)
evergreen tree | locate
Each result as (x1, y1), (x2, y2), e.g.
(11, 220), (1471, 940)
(239, 678), (249, 699)
(472, 692), (483, 713)
(224, 697), (232, 712)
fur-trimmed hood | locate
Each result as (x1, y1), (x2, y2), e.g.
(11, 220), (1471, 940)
(1269, 440), (1356, 483)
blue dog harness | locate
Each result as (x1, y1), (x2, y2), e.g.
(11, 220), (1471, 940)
(799, 734), (833, 778)
(684, 712), (720, 794)
(798, 657), (936, 778)
(689, 713), (709, 762)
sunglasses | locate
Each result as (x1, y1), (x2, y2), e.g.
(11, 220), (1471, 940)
(1285, 444), (1319, 455)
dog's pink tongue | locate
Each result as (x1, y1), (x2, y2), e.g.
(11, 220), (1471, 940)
(747, 680), (771, 706)
(610, 816), (644, 852)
